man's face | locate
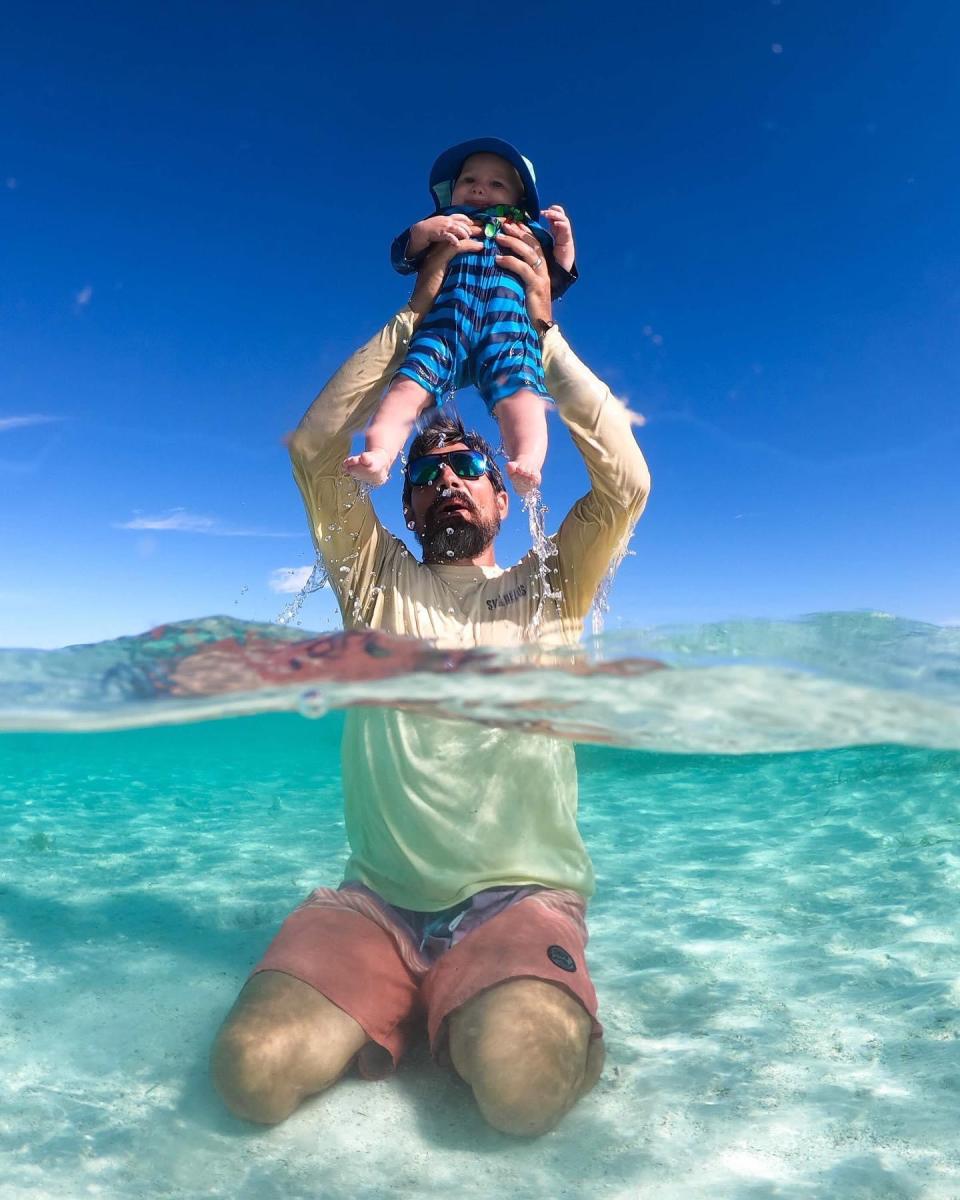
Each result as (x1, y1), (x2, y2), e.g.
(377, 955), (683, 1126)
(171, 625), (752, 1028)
(451, 153), (523, 208)
(405, 442), (509, 564)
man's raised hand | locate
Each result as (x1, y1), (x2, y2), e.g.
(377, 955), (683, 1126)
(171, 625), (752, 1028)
(541, 205), (576, 273)
(494, 223), (553, 326)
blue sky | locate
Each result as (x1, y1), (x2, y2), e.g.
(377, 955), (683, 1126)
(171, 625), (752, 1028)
(2, 0), (958, 648)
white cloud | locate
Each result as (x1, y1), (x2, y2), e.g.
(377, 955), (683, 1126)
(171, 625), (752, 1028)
(0, 414), (58, 433)
(269, 566), (314, 594)
(115, 507), (298, 538)
(118, 509), (218, 533)
(611, 394), (646, 428)
(75, 285), (93, 307)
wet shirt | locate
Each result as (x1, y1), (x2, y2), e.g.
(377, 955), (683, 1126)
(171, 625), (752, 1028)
(289, 308), (650, 911)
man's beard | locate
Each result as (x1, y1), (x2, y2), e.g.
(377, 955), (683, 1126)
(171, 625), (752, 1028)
(417, 494), (501, 564)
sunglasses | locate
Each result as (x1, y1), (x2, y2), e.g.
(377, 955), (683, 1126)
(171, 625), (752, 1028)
(405, 449), (491, 487)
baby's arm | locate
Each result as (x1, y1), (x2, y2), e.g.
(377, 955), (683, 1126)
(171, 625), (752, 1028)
(405, 213), (480, 258)
(541, 205), (576, 273)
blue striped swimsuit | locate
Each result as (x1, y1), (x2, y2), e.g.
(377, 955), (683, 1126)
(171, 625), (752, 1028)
(392, 206), (552, 414)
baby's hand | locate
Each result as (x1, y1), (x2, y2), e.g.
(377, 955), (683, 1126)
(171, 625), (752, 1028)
(541, 205), (576, 273)
(407, 214), (480, 257)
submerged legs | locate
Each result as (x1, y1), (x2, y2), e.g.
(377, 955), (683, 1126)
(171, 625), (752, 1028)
(211, 970), (602, 1136)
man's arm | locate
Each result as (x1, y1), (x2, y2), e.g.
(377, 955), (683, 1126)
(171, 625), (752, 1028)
(288, 243), (478, 621)
(495, 226), (651, 620)
(543, 329), (651, 619)
(287, 310), (414, 620)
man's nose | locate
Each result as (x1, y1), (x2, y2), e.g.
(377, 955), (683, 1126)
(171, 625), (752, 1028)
(435, 462), (459, 485)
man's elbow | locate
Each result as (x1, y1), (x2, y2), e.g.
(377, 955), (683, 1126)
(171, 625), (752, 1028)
(287, 425), (311, 466)
(624, 456), (652, 516)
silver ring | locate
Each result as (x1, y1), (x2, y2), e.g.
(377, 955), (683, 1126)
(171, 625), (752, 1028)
(532, 256), (543, 269)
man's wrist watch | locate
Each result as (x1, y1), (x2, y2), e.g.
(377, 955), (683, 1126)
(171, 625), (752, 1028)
(533, 318), (557, 340)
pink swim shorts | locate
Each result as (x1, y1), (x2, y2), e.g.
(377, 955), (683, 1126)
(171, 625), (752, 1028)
(251, 882), (603, 1079)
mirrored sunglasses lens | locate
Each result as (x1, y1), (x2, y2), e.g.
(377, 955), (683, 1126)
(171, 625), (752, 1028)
(408, 458), (440, 485)
(451, 451), (487, 478)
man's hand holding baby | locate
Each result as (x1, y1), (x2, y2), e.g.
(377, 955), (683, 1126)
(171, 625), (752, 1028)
(494, 222), (554, 327)
(406, 214), (483, 258)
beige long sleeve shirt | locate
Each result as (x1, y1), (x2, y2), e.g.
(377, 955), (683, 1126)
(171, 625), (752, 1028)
(289, 308), (650, 910)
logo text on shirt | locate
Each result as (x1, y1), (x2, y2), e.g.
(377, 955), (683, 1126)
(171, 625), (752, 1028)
(486, 583), (527, 612)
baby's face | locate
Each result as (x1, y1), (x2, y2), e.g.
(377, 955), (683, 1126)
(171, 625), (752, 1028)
(451, 153), (523, 208)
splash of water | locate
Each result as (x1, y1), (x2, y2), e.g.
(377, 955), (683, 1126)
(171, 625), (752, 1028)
(522, 488), (561, 635)
(275, 556), (329, 626)
(590, 546), (636, 643)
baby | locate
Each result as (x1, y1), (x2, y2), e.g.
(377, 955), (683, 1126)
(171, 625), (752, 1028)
(344, 137), (577, 494)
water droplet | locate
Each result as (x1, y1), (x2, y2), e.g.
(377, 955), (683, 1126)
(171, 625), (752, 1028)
(445, 550), (454, 557)
(407, 521), (415, 530)
(445, 527), (454, 535)
(299, 690), (329, 719)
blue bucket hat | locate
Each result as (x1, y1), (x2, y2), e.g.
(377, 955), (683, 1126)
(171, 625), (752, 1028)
(429, 137), (541, 220)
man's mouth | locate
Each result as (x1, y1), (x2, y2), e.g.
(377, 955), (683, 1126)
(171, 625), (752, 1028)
(424, 494), (475, 528)
(429, 492), (474, 521)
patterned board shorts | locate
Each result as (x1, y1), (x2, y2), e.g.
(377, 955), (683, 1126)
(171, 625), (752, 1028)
(251, 881), (602, 1079)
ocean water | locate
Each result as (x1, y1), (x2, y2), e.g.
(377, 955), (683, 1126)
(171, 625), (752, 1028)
(2, 612), (959, 1199)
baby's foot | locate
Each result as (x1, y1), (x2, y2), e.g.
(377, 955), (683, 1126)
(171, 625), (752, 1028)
(343, 449), (392, 486)
(505, 459), (542, 496)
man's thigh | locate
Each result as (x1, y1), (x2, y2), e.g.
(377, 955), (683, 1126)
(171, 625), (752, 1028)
(241, 889), (423, 1075)
(420, 891), (604, 1124)
(212, 969), (369, 1101)
(432, 892), (604, 1132)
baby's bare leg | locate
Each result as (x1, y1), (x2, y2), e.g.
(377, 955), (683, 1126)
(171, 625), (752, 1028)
(493, 390), (549, 495)
(343, 377), (433, 486)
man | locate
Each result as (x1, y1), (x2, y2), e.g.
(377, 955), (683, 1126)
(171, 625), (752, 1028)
(211, 227), (651, 1137)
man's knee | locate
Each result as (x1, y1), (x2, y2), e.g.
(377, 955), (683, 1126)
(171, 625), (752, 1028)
(449, 978), (598, 1138)
(211, 1021), (308, 1125)
(471, 1031), (591, 1137)
(473, 1081), (573, 1138)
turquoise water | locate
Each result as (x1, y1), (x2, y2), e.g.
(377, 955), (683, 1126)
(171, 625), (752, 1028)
(2, 613), (959, 1198)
